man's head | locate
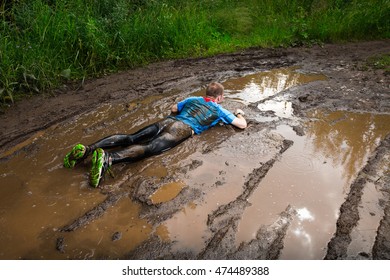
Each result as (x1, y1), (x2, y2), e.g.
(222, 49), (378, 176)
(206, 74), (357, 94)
(206, 82), (224, 103)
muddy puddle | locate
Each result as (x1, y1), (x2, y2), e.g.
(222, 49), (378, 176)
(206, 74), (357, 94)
(0, 66), (389, 259)
(236, 112), (390, 259)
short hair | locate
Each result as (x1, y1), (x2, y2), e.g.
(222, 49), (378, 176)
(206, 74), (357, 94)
(206, 82), (224, 98)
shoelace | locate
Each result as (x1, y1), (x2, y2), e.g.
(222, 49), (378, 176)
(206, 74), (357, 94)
(104, 155), (115, 178)
(107, 167), (115, 178)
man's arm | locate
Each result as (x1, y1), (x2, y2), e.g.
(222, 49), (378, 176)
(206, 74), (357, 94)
(231, 109), (247, 129)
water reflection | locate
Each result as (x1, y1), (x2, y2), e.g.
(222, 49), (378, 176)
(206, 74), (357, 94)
(149, 181), (185, 204)
(223, 67), (327, 104)
(297, 207), (315, 222)
(237, 111), (390, 259)
(257, 99), (294, 119)
(306, 110), (390, 187)
(293, 208), (314, 248)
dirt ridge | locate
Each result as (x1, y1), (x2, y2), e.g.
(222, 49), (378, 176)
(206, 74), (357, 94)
(325, 134), (390, 259)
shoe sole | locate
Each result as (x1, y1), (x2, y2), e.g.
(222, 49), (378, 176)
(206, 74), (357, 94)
(64, 144), (86, 168)
(90, 148), (105, 188)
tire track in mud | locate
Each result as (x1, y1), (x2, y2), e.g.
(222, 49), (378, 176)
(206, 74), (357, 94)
(229, 205), (296, 260)
(199, 206), (296, 260)
(371, 136), (390, 260)
(207, 140), (293, 231)
(199, 139), (294, 259)
(373, 202), (390, 259)
(126, 135), (294, 260)
(325, 133), (390, 259)
(60, 191), (131, 232)
(130, 121), (265, 224)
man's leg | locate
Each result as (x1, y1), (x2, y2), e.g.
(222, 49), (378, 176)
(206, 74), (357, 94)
(109, 120), (193, 164)
(89, 120), (192, 187)
(64, 118), (173, 168)
(89, 118), (173, 150)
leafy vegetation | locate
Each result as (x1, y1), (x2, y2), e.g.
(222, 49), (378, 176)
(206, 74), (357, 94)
(1, 0), (389, 105)
(365, 53), (390, 74)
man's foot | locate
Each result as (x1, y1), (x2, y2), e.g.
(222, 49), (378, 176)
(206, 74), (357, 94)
(63, 144), (88, 168)
(89, 148), (112, 188)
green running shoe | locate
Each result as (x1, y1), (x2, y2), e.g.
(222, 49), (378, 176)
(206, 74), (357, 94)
(89, 148), (112, 188)
(63, 144), (88, 168)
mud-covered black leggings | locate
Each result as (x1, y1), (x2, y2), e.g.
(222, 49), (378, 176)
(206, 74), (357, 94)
(88, 118), (193, 165)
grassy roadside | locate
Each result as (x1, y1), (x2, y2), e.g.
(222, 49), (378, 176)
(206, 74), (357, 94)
(364, 53), (390, 74)
(1, 0), (389, 106)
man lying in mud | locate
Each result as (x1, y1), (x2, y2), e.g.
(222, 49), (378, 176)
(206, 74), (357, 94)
(63, 82), (247, 187)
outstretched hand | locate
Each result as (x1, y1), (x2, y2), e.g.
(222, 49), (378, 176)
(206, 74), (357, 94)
(232, 109), (247, 129)
(234, 108), (245, 116)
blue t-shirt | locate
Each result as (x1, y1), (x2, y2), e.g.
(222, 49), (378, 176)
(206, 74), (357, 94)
(173, 97), (235, 134)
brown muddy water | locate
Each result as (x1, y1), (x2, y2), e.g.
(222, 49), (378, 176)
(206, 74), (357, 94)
(0, 67), (389, 259)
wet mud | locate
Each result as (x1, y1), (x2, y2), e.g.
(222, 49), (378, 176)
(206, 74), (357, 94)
(0, 40), (389, 260)
(326, 134), (390, 260)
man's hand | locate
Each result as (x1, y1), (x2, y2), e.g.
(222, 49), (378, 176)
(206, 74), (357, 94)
(234, 108), (245, 116)
(232, 109), (247, 129)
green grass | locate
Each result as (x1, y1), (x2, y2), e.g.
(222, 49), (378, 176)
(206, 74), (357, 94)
(1, 0), (389, 106)
(365, 53), (390, 74)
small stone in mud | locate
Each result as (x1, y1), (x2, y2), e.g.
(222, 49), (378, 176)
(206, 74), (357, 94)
(126, 102), (138, 111)
(189, 159), (203, 170)
(112, 231), (122, 241)
(56, 237), (65, 253)
(292, 126), (305, 136)
(298, 94), (314, 103)
(358, 252), (370, 258)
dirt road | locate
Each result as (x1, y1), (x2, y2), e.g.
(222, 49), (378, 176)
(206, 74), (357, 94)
(0, 40), (389, 260)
